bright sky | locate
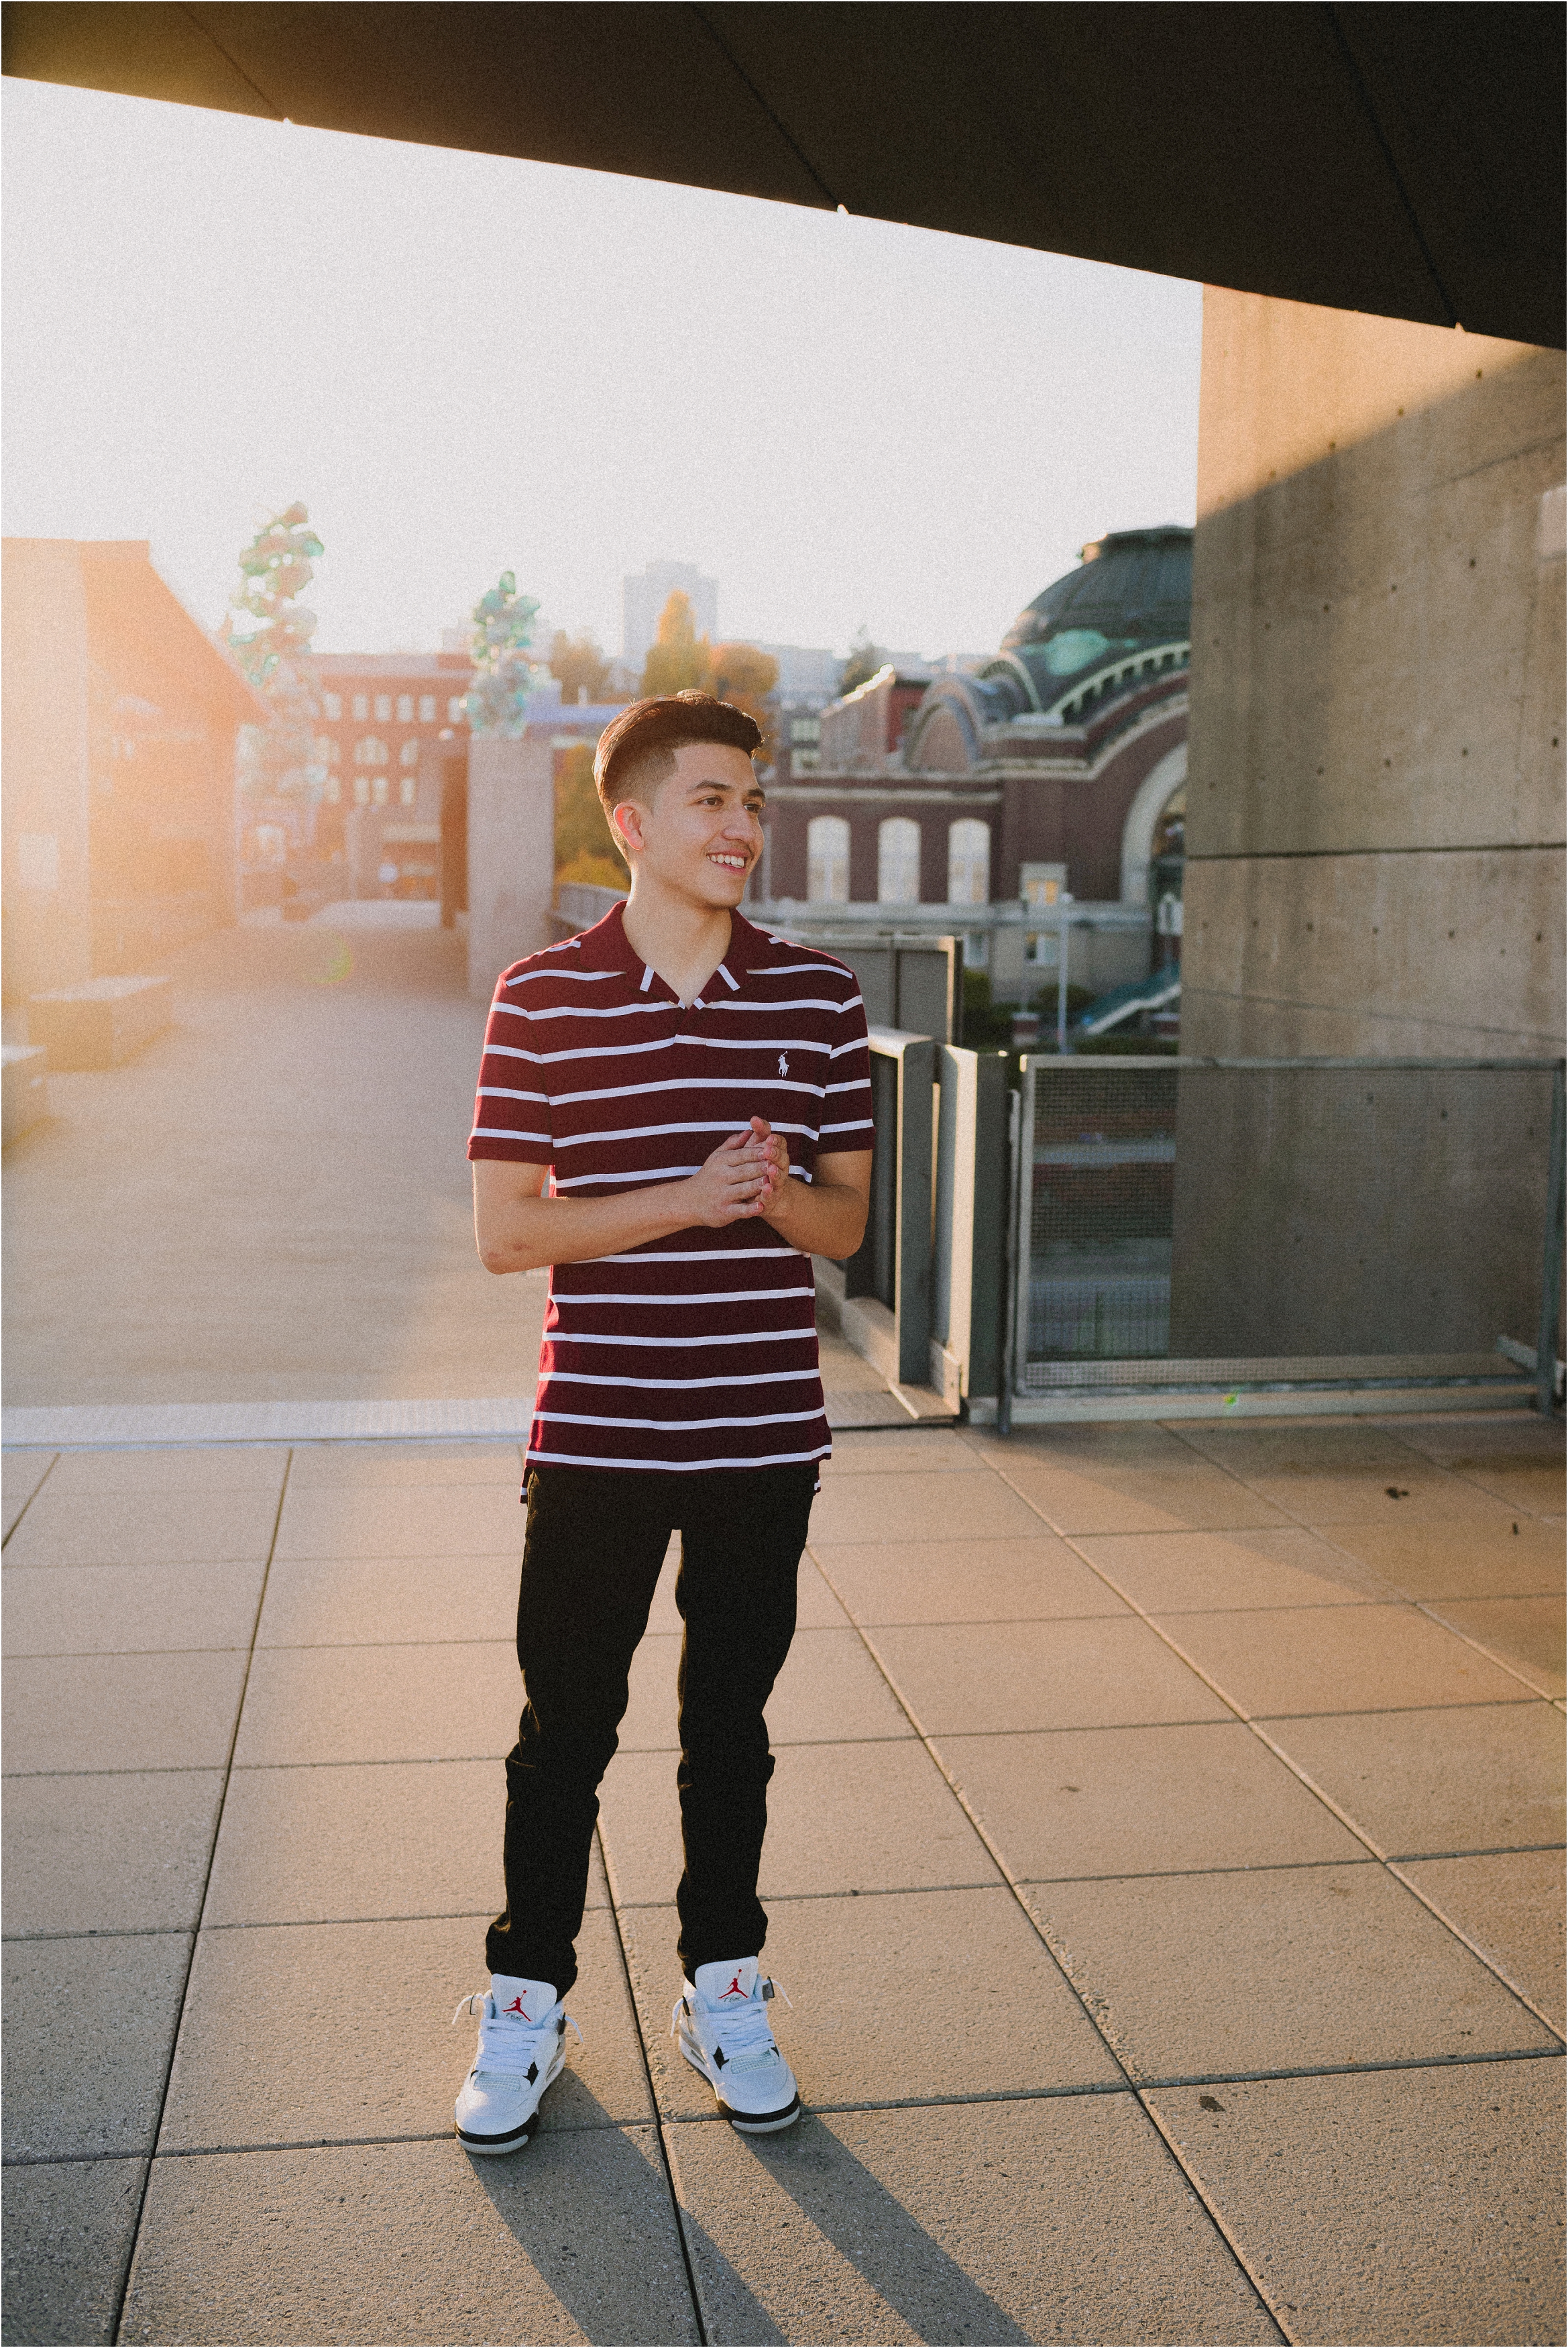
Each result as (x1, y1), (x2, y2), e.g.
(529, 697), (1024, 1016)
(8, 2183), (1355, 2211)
(3, 77), (1202, 662)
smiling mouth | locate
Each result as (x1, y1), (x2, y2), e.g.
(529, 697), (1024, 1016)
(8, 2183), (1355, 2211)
(707, 853), (750, 870)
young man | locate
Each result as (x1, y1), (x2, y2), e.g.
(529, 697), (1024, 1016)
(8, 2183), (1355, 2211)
(455, 691), (873, 2155)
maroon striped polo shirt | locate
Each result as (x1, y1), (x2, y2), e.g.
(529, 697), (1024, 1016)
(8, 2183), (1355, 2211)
(467, 902), (874, 1473)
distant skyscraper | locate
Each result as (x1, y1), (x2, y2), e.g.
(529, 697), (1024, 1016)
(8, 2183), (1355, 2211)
(622, 560), (718, 669)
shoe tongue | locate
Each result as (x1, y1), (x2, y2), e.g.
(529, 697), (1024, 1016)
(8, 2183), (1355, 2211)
(489, 1974), (556, 2024)
(695, 1956), (759, 2009)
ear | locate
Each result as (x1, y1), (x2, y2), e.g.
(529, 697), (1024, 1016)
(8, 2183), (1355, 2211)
(611, 798), (647, 857)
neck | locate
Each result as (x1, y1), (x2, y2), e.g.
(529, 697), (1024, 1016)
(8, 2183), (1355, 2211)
(622, 873), (736, 1004)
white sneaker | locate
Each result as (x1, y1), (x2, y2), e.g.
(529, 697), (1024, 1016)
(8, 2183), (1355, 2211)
(452, 1974), (581, 2155)
(671, 1956), (800, 2133)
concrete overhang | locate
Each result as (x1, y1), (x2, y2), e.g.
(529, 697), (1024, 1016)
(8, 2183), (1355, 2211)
(1, 3), (1561, 348)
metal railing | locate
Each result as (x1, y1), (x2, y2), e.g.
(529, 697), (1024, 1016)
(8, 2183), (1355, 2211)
(999, 1055), (1565, 1424)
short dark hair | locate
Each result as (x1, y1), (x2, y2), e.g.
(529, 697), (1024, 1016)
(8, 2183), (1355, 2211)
(594, 691), (762, 808)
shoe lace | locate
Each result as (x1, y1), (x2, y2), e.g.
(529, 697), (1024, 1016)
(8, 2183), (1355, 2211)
(670, 1978), (793, 2074)
(452, 1990), (583, 2075)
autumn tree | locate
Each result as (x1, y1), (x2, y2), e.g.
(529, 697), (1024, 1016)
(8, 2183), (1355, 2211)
(222, 501), (324, 800)
(640, 590), (712, 696)
(839, 627), (885, 696)
(548, 629), (619, 708)
(554, 741), (627, 893)
(708, 639), (779, 767)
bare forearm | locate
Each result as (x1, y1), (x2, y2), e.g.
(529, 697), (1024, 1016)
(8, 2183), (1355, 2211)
(475, 1177), (703, 1273)
(762, 1173), (869, 1261)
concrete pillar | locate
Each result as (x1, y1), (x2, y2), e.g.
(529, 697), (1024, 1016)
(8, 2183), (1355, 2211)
(1182, 288), (1565, 1057)
(465, 733), (555, 1000)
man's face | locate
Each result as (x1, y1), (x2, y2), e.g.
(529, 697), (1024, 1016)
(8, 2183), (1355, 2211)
(612, 741), (765, 908)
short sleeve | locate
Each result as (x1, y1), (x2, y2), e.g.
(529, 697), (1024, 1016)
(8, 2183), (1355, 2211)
(467, 970), (554, 1165)
(820, 978), (874, 1151)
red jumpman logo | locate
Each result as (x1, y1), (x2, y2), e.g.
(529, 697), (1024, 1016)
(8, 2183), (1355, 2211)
(718, 1971), (748, 2000)
(502, 1995), (533, 2021)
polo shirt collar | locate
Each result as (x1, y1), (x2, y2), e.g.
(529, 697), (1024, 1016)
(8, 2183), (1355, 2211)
(583, 900), (763, 997)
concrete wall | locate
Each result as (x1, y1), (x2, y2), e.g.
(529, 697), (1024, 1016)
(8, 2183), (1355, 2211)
(1, 541), (94, 1003)
(1182, 289), (1565, 1057)
(465, 733), (555, 1000)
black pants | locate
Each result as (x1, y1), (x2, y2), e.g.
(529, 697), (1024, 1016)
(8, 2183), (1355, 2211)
(485, 1461), (817, 1995)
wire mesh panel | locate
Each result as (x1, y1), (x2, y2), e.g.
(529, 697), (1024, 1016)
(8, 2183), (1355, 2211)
(1019, 1057), (1560, 1385)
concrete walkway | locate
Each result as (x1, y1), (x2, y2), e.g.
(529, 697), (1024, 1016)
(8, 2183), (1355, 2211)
(3, 1409), (1563, 2345)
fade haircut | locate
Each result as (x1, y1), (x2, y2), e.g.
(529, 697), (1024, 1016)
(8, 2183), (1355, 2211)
(594, 691), (762, 810)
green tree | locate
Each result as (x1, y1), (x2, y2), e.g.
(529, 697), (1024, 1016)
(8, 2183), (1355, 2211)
(466, 570), (542, 737)
(839, 626), (885, 696)
(554, 741), (626, 892)
(222, 501), (324, 800)
(548, 629), (619, 707)
(640, 590), (711, 696)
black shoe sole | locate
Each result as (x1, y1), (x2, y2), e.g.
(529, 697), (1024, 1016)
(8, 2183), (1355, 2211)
(457, 2111), (541, 2156)
(724, 2095), (802, 2134)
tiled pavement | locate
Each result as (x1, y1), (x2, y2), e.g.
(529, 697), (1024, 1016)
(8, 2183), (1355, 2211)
(3, 1411), (1563, 2346)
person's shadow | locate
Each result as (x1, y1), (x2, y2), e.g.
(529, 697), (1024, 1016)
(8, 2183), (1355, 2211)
(467, 2084), (1029, 2346)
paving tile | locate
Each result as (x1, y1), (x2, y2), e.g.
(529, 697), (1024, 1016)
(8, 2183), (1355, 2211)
(1025, 1864), (1554, 2080)
(1441, 1458), (1567, 1517)
(1422, 1594), (1565, 1697)
(3, 1769), (224, 1935)
(2, 1560), (264, 1656)
(2, 1446), (56, 1538)
(1, 1485), (282, 1568)
(1266, 1702), (1565, 1856)
(1172, 1421), (1439, 1477)
(3, 1932), (191, 2159)
(618, 1885), (1120, 2120)
(1232, 1467), (1520, 1528)
(256, 1553), (520, 1648)
(160, 1909), (652, 2151)
(272, 1481), (524, 1560)
(1147, 2059), (1565, 2346)
(1399, 1850), (1566, 2031)
(822, 1428), (985, 1475)
(809, 1466), (1048, 1547)
(43, 1446), (290, 1497)
(284, 1440), (524, 1487)
(201, 1758), (608, 1928)
(231, 1640), (517, 1766)
(1073, 1525), (1395, 1612)
(1152, 1601), (1531, 1717)
(121, 2131), (699, 2345)
(1385, 1422), (1566, 1519)
(620, 1626), (912, 1753)
(809, 1533), (1131, 1624)
(934, 1721), (1364, 1882)
(1322, 1517), (1565, 1601)
(667, 2095), (1278, 2345)
(3, 1650), (249, 1773)
(2, 2154), (148, 2348)
(598, 1740), (1001, 1909)
(865, 1616), (1230, 1736)
(966, 1423), (1290, 1532)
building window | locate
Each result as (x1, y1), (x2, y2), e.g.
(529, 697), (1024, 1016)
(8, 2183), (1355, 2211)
(448, 696), (466, 724)
(396, 694), (413, 722)
(322, 692), (341, 721)
(327, 739), (341, 765)
(325, 774), (341, 804)
(372, 774), (389, 808)
(355, 737), (389, 767)
(948, 819), (991, 907)
(400, 775), (417, 807)
(806, 816), (850, 904)
(352, 694), (368, 722)
(353, 774), (370, 806)
(374, 694), (392, 722)
(399, 739), (420, 767)
(418, 694), (436, 722)
(877, 817), (921, 905)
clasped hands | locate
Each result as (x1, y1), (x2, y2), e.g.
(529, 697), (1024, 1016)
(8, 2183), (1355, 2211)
(685, 1116), (792, 1228)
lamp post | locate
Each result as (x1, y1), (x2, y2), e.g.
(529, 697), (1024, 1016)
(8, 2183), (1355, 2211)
(1056, 891), (1074, 1053)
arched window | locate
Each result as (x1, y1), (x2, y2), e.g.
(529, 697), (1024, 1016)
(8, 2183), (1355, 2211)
(877, 817), (921, 904)
(807, 816), (850, 904)
(948, 819), (991, 906)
